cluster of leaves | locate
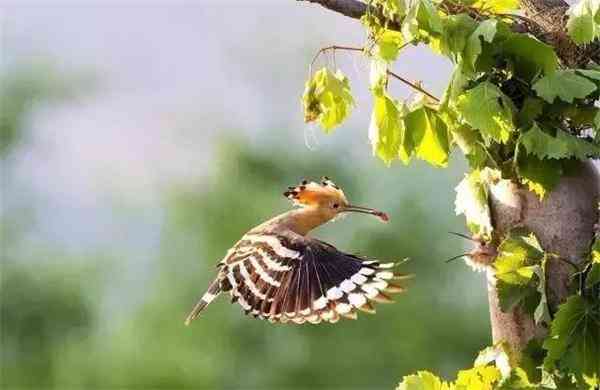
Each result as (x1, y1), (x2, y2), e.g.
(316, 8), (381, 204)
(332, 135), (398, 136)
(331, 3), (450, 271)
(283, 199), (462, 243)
(301, 0), (600, 198)
(396, 229), (600, 389)
(396, 343), (538, 389)
(302, 68), (354, 132)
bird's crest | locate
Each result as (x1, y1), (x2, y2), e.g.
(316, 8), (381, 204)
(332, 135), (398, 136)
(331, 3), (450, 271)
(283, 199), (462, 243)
(283, 177), (348, 207)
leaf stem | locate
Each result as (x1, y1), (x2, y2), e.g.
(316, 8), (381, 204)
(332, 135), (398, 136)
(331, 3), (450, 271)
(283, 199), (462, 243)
(386, 70), (440, 102)
(309, 45), (364, 75)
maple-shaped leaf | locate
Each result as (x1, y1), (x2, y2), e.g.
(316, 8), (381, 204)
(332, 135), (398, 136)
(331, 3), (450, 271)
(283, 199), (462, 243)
(302, 68), (354, 132)
(520, 123), (600, 160)
(517, 154), (562, 199)
(454, 169), (494, 238)
(494, 230), (546, 314)
(456, 81), (515, 144)
(462, 19), (497, 74)
(454, 365), (502, 390)
(405, 104), (449, 167)
(567, 0), (600, 44)
(369, 92), (408, 165)
(396, 370), (451, 390)
(586, 236), (600, 288)
(533, 70), (597, 104)
(543, 295), (600, 384)
(375, 29), (405, 62)
(501, 34), (558, 81)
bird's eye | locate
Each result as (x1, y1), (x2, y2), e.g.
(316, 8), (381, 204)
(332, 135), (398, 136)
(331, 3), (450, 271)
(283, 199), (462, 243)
(332, 203), (339, 209)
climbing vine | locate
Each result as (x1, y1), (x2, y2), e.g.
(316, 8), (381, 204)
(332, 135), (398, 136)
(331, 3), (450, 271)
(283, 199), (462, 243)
(300, 0), (600, 388)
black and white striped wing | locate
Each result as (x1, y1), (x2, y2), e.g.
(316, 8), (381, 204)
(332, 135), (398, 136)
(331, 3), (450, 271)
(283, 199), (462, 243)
(217, 232), (409, 324)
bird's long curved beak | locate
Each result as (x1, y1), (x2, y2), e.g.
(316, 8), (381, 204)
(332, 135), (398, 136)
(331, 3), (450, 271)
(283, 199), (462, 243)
(343, 205), (389, 222)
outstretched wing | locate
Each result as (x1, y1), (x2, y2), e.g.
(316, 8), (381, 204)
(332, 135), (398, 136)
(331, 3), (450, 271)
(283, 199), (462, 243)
(216, 231), (410, 324)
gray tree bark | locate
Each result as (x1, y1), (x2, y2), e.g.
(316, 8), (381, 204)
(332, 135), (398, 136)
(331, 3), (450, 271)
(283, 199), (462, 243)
(488, 162), (599, 351)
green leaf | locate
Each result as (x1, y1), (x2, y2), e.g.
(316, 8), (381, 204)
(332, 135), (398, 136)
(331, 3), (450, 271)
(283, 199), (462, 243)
(577, 68), (600, 81)
(454, 365), (502, 390)
(595, 111), (600, 142)
(501, 34), (558, 81)
(369, 92), (408, 165)
(533, 70), (597, 104)
(520, 123), (569, 159)
(456, 81), (515, 144)
(497, 368), (537, 389)
(521, 123), (600, 160)
(517, 97), (544, 128)
(543, 295), (600, 382)
(471, 0), (519, 12)
(519, 339), (546, 384)
(454, 169), (494, 238)
(558, 131), (600, 160)
(587, 237), (600, 288)
(475, 343), (513, 378)
(405, 105), (449, 167)
(375, 29), (405, 62)
(567, 0), (600, 44)
(494, 230), (545, 313)
(533, 263), (551, 325)
(402, 0), (443, 41)
(302, 68), (354, 132)
(396, 370), (451, 390)
(517, 154), (562, 199)
(451, 125), (488, 169)
(584, 375), (600, 390)
(587, 263), (600, 288)
(463, 19), (497, 73)
(494, 229), (544, 264)
(372, 0), (406, 22)
(370, 58), (389, 93)
(435, 14), (478, 62)
(440, 66), (470, 108)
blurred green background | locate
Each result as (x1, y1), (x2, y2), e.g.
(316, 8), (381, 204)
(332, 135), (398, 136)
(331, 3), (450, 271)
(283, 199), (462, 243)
(1, 2), (490, 389)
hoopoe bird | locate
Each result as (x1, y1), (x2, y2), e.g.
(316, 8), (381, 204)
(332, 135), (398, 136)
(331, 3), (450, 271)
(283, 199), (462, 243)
(185, 177), (410, 325)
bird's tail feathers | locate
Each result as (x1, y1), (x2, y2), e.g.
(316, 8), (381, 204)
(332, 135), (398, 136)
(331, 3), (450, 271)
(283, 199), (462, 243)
(184, 279), (221, 326)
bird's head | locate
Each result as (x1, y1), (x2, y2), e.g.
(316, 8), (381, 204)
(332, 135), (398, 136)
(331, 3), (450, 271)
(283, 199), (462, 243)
(283, 177), (389, 223)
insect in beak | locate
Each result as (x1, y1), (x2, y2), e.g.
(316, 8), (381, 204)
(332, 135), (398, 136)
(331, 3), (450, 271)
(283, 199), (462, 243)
(343, 205), (389, 222)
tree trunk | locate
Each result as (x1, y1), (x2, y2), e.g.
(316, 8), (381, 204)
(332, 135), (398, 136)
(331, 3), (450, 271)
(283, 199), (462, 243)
(488, 162), (599, 352)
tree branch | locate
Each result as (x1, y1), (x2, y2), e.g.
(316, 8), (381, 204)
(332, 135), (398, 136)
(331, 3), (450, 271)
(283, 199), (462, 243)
(297, 0), (367, 20)
(297, 0), (600, 67)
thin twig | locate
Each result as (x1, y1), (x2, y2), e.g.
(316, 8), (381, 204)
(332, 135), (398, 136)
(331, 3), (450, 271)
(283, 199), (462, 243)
(309, 45), (364, 75)
(386, 70), (440, 102)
